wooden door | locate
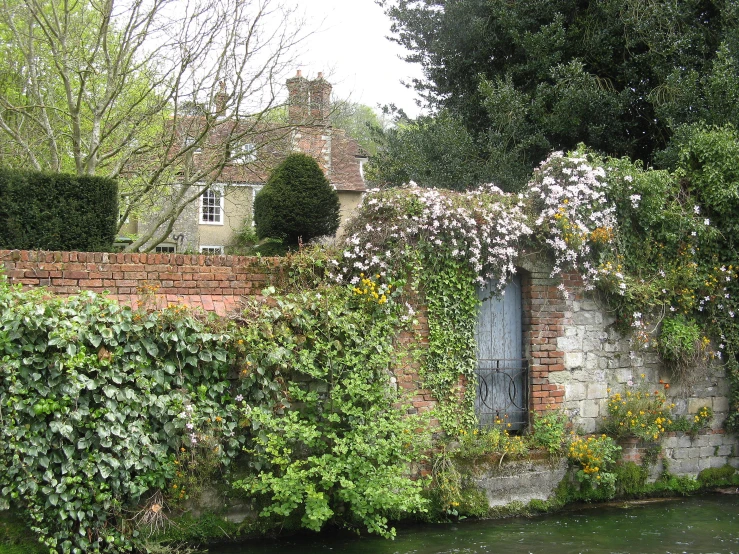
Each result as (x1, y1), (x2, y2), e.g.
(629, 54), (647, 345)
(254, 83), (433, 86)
(475, 274), (527, 430)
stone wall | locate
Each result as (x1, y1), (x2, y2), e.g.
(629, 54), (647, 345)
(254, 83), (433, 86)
(519, 255), (738, 476)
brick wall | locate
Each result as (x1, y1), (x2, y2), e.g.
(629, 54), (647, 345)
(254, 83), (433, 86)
(1, 249), (280, 315)
(521, 268), (578, 415)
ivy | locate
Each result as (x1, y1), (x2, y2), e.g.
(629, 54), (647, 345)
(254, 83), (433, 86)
(420, 257), (479, 432)
(0, 279), (239, 553)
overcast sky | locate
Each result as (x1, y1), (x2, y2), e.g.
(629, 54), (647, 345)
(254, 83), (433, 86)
(291, 0), (426, 118)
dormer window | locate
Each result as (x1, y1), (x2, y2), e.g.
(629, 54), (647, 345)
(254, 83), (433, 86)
(200, 186), (223, 224)
(232, 142), (256, 164)
(184, 135), (202, 154)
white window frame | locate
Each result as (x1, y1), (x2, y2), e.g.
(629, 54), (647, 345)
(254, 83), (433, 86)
(200, 186), (224, 225)
(232, 142), (256, 164)
(200, 245), (224, 255)
(184, 135), (202, 154)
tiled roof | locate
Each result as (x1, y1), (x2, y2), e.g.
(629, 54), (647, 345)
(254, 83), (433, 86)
(183, 118), (366, 192)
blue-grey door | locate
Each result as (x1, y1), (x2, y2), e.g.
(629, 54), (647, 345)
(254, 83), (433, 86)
(475, 274), (527, 430)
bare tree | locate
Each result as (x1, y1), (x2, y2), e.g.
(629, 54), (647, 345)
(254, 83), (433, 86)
(0, 0), (308, 251)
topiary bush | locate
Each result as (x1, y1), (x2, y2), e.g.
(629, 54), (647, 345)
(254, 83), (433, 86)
(253, 153), (340, 247)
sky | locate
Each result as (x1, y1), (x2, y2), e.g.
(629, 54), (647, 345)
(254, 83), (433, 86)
(291, 0), (426, 118)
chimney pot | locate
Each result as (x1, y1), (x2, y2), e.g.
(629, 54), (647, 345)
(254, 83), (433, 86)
(296, 69), (302, 77)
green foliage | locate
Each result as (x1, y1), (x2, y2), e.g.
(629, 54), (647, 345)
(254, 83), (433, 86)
(380, 0), (739, 187)
(422, 260), (480, 432)
(254, 153), (340, 246)
(567, 435), (621, 499)
(602, 384), (675, 442)
(231, 285), (430, 538)
(330, 100), (386, 156)
(697, 465), (738, 488)
(0, 277), (239, 553)
(0, 168), (117, 251)
(613, 462), (648, 498)
(365, 111), (493, 190)
(530, 410), (568, 455)
(669, 406), (714, 437)
(659, 315), (703, 364)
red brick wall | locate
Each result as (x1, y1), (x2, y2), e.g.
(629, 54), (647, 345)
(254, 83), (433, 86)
(522, 269), (583, 416)
(1, 249), (280, 315)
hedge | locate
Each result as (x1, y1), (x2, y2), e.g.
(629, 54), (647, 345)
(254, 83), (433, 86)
(0, 169), (117, 251)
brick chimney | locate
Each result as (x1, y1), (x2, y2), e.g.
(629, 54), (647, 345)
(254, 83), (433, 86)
(214, 80), (228, 117)
(310, 72), (332, 126)
(286, 69), (309, 124)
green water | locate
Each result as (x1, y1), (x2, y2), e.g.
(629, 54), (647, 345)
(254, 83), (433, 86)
(212, 494), (739, 554)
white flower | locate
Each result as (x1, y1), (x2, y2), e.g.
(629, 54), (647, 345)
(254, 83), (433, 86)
(235, 394), (244, 402)
(704, 218), (710, 225)
(694, 205), (700, 214)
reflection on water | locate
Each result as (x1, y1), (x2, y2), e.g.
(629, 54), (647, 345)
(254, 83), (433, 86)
(211, 494), (739, 554)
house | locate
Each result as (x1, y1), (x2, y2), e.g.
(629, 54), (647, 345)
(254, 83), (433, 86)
(129, 71), (367, 254)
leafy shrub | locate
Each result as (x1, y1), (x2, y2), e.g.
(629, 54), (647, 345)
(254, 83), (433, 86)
(0, 277), (238, 553)
(602, 381), (675, 442)
(231, 285), (429, 538)
(613, 462), (648, 498)
(530, 409), (568, 455)
(254, 153), (340, 246)
(567, 435), (621, 498)
(0, 168), (117, 251)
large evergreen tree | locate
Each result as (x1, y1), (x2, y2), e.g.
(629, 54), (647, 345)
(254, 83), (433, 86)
(254, 153), (340, 246)
(373, 0), (739, 189)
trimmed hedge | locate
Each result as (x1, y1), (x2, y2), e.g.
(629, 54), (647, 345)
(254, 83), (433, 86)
(0, 169), (117, 251)
(254, 153), (340, 246)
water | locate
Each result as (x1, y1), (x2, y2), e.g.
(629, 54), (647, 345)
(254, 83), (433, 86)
(210, 494), (739, 554)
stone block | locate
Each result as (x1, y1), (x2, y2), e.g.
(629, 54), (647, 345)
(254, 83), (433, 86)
(572, 311), (603, 326)
(713, 396), (730, 412)
(578, 417), (597, 434)
(587, 382), (608, 399)
(677, 435), (693, 448)
(700, 446), (715, 458)
(662, 436), (678, 449)
(564, 352), (583, 369)
(672, 447), (690, 460)
(584, 354), (599, 371)
(675, 459), (699, 474)
(710, 457), (728, 469)
(557, 336), (582, 351)
(717, 445), (734, 457)
(691, 435), (710, 448)
(566, 382), (587, 402)
(688, 397), (711, 414)
(474, 459), (568, 508)
(709, 434), (724, 447)
(581, 399), (600, 418)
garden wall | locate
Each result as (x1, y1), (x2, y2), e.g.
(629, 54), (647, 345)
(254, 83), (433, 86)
(519, 255), (737, 477)
(0, 249), (280, 315)
(3, 249), (737, 479)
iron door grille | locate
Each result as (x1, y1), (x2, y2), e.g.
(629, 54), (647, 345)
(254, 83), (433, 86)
(474, 358), (528, 431)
